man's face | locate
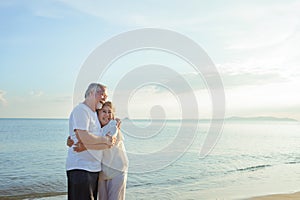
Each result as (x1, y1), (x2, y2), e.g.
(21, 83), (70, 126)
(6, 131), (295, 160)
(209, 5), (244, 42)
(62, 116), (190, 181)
(95, 88), (108, 104)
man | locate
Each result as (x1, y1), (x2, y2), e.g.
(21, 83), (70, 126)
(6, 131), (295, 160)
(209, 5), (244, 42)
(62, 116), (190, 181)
(66, 83), (115, 200)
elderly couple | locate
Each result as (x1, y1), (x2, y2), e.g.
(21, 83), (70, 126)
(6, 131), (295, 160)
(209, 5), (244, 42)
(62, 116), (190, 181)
(66, 83), (128, 200)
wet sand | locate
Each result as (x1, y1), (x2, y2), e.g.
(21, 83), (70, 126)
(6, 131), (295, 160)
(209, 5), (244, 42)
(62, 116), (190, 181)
(249, 191), (300, 199)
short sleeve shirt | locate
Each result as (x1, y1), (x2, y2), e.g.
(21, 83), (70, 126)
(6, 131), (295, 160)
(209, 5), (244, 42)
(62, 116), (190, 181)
(66, 103), (103, 172)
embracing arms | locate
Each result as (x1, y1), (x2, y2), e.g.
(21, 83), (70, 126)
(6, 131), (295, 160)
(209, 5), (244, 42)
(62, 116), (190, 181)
(67, 130), (116, 151)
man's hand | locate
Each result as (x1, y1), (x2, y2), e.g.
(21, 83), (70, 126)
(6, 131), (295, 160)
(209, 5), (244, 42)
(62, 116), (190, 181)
(105, 133), (117, 146)
(67, 136), (74, 147)
(73, 142), (87, 152)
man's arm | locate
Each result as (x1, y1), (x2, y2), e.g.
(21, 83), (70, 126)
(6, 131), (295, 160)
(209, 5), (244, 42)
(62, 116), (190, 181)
(73, 142), (111, 152)
(76, 130), (116, 146)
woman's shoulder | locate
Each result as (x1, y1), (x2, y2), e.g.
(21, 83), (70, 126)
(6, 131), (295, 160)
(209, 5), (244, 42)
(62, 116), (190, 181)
(108, 119), (117, 126)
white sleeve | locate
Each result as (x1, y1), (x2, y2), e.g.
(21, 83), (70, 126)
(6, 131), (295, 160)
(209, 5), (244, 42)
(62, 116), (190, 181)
(72, 107), (89, 131)
(103, 120), (118, 137)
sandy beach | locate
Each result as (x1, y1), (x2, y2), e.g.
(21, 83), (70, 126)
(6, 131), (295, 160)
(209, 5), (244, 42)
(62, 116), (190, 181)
(249, 191), (300, 199)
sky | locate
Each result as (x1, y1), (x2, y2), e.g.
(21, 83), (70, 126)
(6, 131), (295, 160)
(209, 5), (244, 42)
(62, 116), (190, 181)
(0, 0), (300, 120)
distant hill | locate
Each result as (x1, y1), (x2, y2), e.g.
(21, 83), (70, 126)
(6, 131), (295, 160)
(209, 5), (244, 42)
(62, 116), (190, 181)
(122, 116), (299, 122)
(226, 116), (298, 122)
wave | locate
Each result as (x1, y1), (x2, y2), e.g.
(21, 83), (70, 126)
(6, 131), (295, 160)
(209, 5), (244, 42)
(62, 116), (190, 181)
(0, 192), (66, 200)
(235, 164), (272, 172)
(285, 161), (300, 165)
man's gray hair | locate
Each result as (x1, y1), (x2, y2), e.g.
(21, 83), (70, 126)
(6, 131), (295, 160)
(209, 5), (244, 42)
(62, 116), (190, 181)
(84, 83), (106, 98)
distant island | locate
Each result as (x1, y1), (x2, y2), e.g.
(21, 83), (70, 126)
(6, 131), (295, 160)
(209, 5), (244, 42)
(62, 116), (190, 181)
(225, 116), (298, 122)
(122, 116), (299, 122)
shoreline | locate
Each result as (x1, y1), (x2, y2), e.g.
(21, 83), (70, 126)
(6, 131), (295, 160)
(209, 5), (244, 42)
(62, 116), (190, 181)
(248, 191), (300, 199)
(0, 192), (66, 200)
(2, 191), (300, 200)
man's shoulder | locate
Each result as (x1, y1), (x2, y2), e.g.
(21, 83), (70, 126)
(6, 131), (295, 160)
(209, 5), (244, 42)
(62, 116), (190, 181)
(71, 103), (89, 115)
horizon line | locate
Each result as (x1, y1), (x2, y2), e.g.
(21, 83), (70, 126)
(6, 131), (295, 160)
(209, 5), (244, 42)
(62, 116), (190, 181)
(0, 116), (298, 122)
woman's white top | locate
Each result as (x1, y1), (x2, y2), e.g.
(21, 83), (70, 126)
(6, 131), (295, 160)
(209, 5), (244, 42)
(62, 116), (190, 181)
(101, 120), (129, 178)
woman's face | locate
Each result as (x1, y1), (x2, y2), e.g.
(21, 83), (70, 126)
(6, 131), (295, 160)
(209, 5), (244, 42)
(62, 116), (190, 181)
(98, 105), (113, 126)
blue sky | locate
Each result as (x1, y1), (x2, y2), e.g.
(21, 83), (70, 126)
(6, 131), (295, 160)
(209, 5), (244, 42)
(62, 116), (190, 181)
(0, 0), (300, 120)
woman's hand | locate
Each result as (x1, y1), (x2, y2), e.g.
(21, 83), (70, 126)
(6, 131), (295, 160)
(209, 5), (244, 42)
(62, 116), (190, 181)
(115, 118), (121, 129)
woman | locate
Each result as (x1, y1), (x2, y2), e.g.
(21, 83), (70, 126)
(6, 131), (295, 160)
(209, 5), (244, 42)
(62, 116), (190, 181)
(68, 101), (128, 200)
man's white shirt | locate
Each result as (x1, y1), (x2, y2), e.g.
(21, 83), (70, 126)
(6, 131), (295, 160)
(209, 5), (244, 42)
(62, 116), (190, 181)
(66, 103), (103, 172)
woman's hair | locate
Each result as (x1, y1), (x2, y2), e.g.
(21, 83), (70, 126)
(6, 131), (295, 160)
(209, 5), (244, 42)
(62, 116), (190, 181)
(96, 101), (115, 116)
(102, 101), (115, 113)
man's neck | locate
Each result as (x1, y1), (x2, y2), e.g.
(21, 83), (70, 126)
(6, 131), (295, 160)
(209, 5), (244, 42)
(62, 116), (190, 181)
(83, 99), (96, 112)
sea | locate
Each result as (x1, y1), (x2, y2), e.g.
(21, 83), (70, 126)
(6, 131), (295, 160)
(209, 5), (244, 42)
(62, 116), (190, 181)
(0, 118), (300, 200)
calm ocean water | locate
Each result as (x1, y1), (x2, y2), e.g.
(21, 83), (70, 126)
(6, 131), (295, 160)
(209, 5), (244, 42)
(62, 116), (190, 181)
(0, 118), (300, 200)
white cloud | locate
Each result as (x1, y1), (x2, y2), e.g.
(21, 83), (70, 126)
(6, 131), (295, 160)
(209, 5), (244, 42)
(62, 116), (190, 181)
(56, 0), (300, 79)
(2, 0), (300, 120)
(53, 1), (300, 31)
(52, 95), (72, 103)
(56, 0), (123, 22)
(220, 38), (300, 83)
(225, 21), (296, 51)
(225, 80), (300, 119)
(29, 90), (44, 97)
(221, 2), (300, 75)
(0, 90), (8, 106)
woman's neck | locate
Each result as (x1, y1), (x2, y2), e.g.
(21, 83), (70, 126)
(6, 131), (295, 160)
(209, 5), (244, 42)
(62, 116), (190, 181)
(101, 122), (108, 128)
